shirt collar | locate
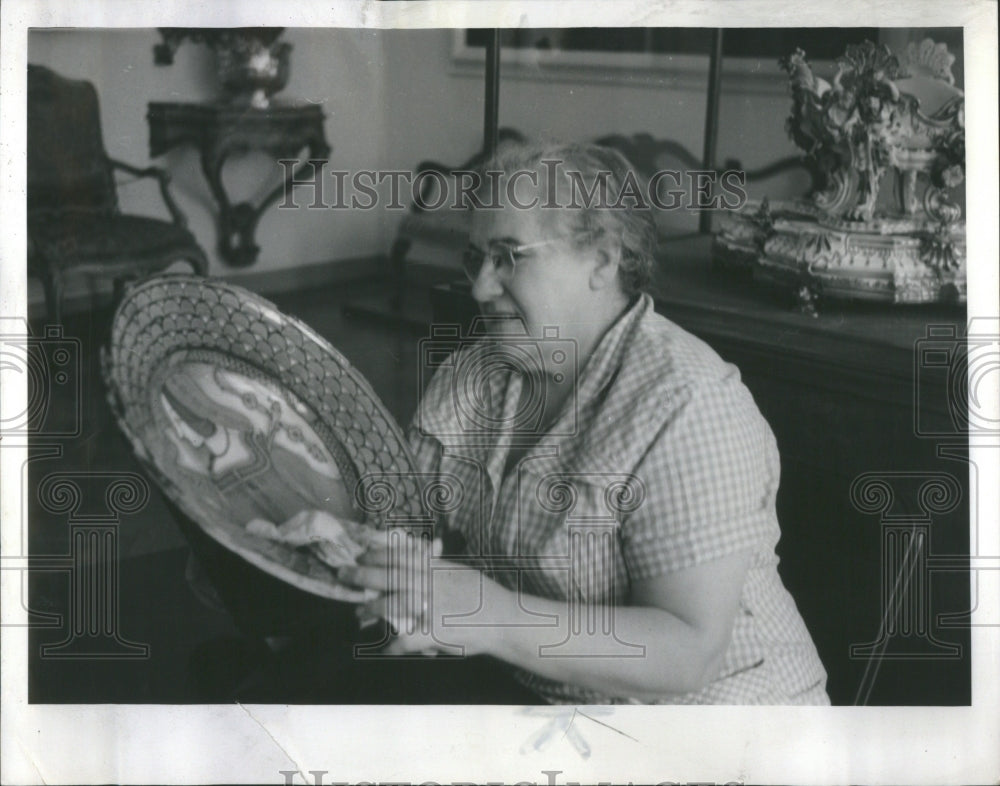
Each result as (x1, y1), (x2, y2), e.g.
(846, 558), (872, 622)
(566, 292), (651, 419)
(414, 293), (653, 447)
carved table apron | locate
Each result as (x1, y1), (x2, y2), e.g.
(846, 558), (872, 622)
(147, 101), (330, 267)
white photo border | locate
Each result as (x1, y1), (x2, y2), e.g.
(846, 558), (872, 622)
(1, 1), (997, 784)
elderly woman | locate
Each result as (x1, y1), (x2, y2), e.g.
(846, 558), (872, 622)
(273, 141), (829, 705)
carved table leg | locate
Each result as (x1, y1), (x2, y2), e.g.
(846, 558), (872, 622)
(199, 144), (329, 268)
(200, 147), (263, 267)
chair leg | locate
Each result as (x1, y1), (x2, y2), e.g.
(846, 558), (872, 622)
(187, 249), (209, 277)
(389, 236), (412, 313)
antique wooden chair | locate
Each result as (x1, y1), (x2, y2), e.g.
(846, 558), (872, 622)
(387, 129), (816, 287)
(27, 64), (208, 324)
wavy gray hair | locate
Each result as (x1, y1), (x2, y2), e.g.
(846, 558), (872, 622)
(476, 140), (657, 296)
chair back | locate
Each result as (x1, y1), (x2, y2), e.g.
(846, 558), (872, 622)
(27, 64), (118, 217)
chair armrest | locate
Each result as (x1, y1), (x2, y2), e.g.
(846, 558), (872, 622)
(109, 158), (188, 228)
(410, 159), (453, 213)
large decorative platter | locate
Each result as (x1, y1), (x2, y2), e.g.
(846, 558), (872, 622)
(103, 275), (428, 602)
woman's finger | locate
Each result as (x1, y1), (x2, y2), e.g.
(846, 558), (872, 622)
(359, 591), (431, 637)
(356, 542), (390, 566)
(357, 596), (387, 622)
(337, 563), (391, 590)
(384, 630), (437, 656)
(358, 531), (440, 568)
(357, 610), (382, 630)
(245, 518), (281, 540)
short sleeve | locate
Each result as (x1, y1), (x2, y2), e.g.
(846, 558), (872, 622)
(619, 377), (781, 581)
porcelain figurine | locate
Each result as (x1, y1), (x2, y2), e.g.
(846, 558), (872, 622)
(714, 38), (966, 311)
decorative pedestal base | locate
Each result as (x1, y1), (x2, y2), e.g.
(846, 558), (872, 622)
(714, 199), (966, 314)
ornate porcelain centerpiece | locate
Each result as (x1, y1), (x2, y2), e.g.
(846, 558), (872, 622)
(714, 39), (965, 313)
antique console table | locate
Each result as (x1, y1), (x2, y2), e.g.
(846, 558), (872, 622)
(147, 101), (330, 267)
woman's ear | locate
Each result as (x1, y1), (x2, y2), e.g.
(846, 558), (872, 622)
(589, 243), (622, 291)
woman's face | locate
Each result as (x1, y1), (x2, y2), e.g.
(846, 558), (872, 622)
(467, 199), (602, 341)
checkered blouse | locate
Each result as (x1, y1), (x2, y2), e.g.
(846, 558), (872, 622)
(407, 293), (829, 704)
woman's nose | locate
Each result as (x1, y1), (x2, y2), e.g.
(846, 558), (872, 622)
(469, 258), (504, 303)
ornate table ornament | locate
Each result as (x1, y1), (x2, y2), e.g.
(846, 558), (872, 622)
(714, 39), (965, 313)
(154, 27), (291, 109)
(102, 276), (427, 602)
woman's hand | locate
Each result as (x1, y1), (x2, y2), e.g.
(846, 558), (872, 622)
(249, 511), (512, 657)
(339, 530), (511, 657)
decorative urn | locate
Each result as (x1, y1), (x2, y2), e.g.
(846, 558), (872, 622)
(154, 28), (292, 109)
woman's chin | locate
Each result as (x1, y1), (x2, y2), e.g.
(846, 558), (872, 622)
(482, 312), (529, 337)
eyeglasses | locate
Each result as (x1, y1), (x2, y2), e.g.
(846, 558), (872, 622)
(461, 238), (562, 283)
